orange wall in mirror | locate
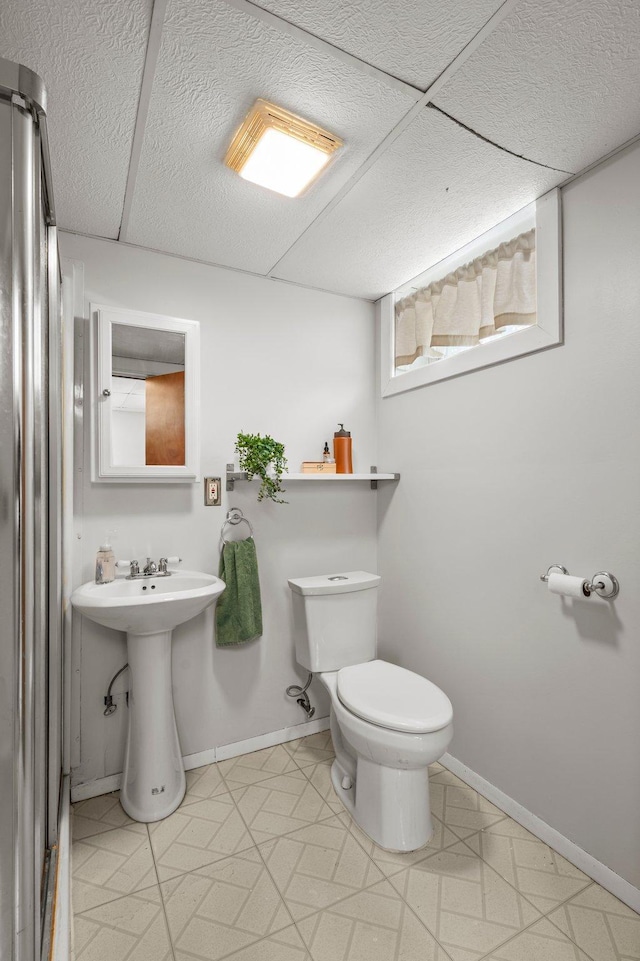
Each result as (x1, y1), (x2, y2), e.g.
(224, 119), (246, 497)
(145, 371), (185, 465)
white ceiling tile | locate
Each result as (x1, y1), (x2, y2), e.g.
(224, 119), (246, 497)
(124, 0), (418, 275)
(250, 0), (505, 90)
(0, 0), (153, 237)
(432, 0), (640, 174)
(4, 0), (637, 295)
(272, 108), (562, 299)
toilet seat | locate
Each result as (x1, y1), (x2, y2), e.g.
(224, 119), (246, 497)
(337, 659), (453, 734)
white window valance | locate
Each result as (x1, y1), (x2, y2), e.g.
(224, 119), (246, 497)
(395, 228), (536, 367)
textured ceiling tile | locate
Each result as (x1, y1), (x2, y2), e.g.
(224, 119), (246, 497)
(432, 0), (640, 173)
(0, 0), (152, 237)
(272, 108), (562, 299)
(125, 0), (417, 275)
(251, 0), (505, 90)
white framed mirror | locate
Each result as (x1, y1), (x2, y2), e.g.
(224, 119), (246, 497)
(92, 304), (200, 482)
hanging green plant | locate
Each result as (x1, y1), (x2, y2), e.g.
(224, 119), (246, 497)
(235, 432), (288, 504)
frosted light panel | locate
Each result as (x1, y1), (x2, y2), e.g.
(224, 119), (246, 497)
(239, 129), (331, 197)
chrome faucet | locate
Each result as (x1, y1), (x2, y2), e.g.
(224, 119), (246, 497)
(116, 557), (176, 579)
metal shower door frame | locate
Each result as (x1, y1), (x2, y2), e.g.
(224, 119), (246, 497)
(0, 57), (61, 961)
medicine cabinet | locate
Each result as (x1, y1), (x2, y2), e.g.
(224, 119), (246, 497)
(92, 304), (200, 482)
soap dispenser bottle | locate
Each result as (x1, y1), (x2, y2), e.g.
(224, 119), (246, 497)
(95, 541), (116, 584)
(333, 424), (353, 474)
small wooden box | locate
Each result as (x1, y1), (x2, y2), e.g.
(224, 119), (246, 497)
(300, 461), (337, 473)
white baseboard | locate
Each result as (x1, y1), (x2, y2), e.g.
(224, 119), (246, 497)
(214, 715), (330, 763)
(70, 715), (330, 802)
(72, 773), (122, 801)
(441, 752), (640, 915)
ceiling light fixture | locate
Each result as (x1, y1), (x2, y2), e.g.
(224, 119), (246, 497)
(224, 99), (343, 198)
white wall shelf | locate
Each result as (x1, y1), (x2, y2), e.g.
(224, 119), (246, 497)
(226, 464), (400, 491)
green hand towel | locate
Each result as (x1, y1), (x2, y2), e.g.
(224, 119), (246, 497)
(216, 537), (263, 646)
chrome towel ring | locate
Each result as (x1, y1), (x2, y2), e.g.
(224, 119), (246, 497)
(220, 507), (254, 550)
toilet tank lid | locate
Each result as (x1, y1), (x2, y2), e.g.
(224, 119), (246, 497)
(337, 660), (453, 734)
(288, 571), (381, 596)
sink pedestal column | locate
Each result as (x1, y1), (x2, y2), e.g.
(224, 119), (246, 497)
(121, 630), (186, 822)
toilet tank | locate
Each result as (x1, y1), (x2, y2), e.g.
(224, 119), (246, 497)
(288, 571), (381, 673)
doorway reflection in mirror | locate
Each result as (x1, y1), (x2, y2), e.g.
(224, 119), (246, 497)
(110, 323), (186, 467)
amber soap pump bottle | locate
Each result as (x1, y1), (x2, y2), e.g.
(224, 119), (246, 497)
(334, 424), (353, 474)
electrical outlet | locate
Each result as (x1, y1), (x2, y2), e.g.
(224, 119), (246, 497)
(204, 477), (221, 506)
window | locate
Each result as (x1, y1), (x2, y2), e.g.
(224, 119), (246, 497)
(380, 188), (562, 395)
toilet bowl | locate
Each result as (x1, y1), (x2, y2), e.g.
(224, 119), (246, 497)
(288, 571), (453, 852)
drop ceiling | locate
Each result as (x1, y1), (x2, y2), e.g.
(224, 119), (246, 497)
(1, 0), (639, 299)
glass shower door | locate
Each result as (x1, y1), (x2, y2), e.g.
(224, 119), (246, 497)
(0, 59), (63, 961)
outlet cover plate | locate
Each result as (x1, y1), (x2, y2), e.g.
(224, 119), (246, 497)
(204, 477), (222, 506)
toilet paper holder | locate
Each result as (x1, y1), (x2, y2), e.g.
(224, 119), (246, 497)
(539, 564), (619, 598)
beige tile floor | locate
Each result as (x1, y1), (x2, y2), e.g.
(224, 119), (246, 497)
(71, 734), (640, 961)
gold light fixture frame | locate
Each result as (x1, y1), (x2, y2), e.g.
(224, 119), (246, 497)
(224, 99), (343, 194)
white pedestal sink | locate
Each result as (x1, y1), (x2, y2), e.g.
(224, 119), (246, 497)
(71, 571), (225, 822)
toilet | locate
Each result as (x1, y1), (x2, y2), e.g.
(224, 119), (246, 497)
(288, 570), (453, 852)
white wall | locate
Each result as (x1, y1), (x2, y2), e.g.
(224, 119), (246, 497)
(61, 233), (378, 788)
(377, 141), (640, 889)
(111, 409), (145, 466)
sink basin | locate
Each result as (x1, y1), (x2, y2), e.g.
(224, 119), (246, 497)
(71, 570), (225, 634)
(71, 570), (225, 822)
